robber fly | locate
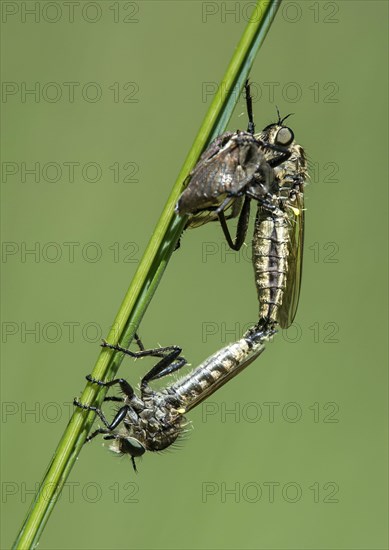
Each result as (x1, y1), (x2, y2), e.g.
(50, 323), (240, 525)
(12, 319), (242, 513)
(74, 326), (273, 471)
(175, 81), (295, 250)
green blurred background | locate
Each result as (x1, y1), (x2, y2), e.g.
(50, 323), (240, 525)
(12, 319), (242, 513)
(1, 1), (388, 548)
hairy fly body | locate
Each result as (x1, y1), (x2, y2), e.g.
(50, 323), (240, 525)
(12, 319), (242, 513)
(74, 326), (272, 471)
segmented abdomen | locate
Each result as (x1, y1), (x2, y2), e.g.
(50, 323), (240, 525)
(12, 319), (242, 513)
(252, 208), (290, 325)
(167, 336), (264, 412)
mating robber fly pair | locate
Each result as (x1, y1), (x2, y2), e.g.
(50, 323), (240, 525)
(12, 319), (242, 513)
(74, 81), (308, 470)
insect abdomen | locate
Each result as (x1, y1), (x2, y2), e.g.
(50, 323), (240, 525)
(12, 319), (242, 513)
(168, 337), (262, 412)
(252, 209), (290, 326)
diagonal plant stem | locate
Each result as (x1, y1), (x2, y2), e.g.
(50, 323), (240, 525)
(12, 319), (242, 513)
(12, 1), (282, 548)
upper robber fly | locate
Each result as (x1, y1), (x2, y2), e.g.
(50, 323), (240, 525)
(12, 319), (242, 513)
(175, 81), (296, 250)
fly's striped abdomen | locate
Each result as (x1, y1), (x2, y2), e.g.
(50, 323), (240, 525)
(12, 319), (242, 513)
(252, 207), (290, 326)
(167, 334), (265, 412)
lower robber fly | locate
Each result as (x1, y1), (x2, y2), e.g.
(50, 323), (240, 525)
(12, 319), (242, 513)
(74, 326), (273, 471)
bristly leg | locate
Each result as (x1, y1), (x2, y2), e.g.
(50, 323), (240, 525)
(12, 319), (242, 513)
(101, 334), (188, 382)
(245, 79), (255, 134)
(73, 397), (131, 443)
(101, 334), (185, 362)
(140, 351), (187, 391)
(85, 374), (135, 398)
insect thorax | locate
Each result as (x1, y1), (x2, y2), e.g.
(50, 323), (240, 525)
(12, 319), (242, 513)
(110, 392), (186, 454)
(256, 124), (307, 202)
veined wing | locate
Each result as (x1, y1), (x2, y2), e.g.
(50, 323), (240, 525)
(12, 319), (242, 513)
(278, 191), (305, 329)
(185, 196), (243, 229)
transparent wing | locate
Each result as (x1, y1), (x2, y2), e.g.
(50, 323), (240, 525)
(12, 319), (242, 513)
(278, 192), (305, 329)
(185, 196), (243, 229)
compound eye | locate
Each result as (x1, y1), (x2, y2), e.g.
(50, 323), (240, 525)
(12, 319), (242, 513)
(276, 127), (294, 146)
(120, 437), (146, 457)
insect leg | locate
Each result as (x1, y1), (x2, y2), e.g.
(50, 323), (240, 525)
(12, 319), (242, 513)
(103, 396), (123, 403)
(74, 376), (136, 442)
(257, 140), (292, 167)
(73, 376), (135, 440)
(133, 332), (146, 351)
(83, 409), (129, 443)
(268, 150), (292, 168)
(133, 333), (184, 361)
(244, 80), (255, 135)
(141, 349), (187, 391)
(101, 338), (184, 361)
(73, 397), (131, 441)
(102, 335), (189, 385)
(85, 374), (135, 398)
(218, 195), (251, 251)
